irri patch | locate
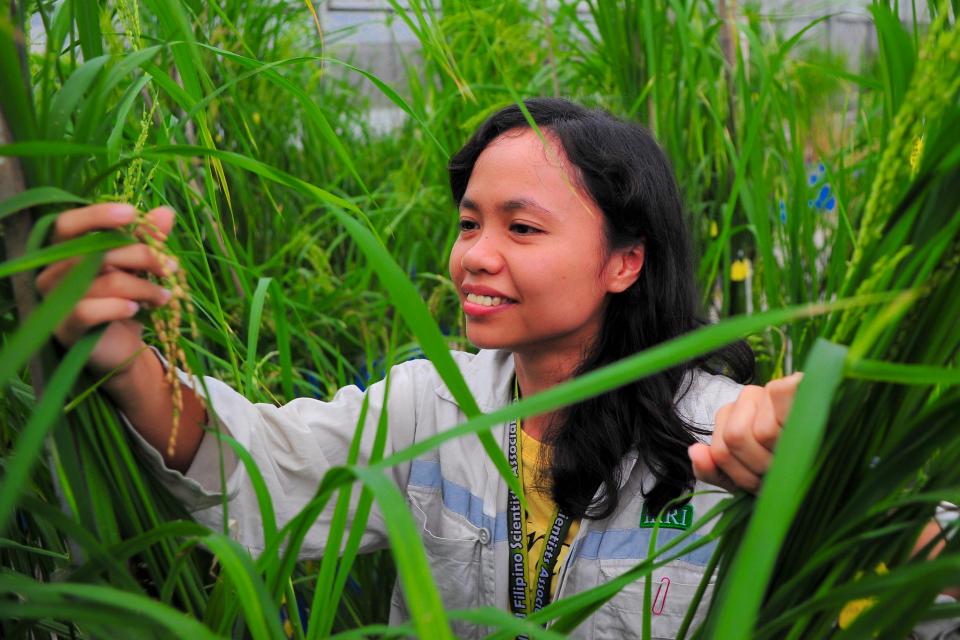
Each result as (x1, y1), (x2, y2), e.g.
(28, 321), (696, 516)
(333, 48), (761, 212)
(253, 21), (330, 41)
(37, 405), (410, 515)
(639, 503), (694, 531)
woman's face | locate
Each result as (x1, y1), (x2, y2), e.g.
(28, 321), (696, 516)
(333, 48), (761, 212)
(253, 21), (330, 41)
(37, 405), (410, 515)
(449, 128), (643, 359)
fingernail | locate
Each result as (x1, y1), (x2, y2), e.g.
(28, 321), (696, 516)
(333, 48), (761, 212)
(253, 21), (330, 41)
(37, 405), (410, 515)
(159, 288), (173, 303)
(127, 301), (140, 315)
(165, 258), (179, 274)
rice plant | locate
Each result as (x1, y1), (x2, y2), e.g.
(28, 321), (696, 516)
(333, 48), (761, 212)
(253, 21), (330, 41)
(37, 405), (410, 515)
(1, 0), (958, 638)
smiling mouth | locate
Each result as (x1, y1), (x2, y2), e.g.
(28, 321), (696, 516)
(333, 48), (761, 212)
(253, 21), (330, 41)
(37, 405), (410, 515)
(465, 293), (514, 307)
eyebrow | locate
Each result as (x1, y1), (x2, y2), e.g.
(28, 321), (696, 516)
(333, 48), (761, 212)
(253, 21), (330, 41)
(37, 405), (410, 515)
(460, 196), (556, 216)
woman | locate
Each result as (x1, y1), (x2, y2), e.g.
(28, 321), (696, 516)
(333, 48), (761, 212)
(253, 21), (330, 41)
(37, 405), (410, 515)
(38, 98), (798, 638)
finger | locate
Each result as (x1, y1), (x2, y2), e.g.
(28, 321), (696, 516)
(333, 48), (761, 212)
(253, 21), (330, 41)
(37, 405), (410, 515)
(85, 271), (173, 308)
(58, 298), (141, 344)
(767, 372), (804, 426)
(753, 389), (780, 452)
(707, 436), (763, 493)
(718, 386), (773, 476)
(36, 243), (176, 296)
(714, 402), (733, 429)
(688, 443), (736, 493)
(103, 243), (179, 278)
(52, 203), (138, 243)
(131, 206), (175, 242)
(36, 257), (81, 295)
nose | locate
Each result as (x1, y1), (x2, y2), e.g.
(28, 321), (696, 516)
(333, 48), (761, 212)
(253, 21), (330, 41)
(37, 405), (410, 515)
(459, 232), (505, 275)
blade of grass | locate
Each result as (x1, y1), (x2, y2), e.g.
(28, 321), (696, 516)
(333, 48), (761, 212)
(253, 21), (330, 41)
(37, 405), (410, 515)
(709, 339), (848, 637)
(845, 359), (960, 385)
(0, 230), (131, 279)
(19, 495), (140, 590)
(307, 381), (379, 638)
(69, 520), (207, 582)
(216, 432), (278, 552)
(244, 276), (271, 397)
(197, 534), (286, 640)
(269, 281), (293, 399)
(449, 606), (568, 639)
(350, 466), (454, 640)
(0, 570), (220, 638)
(376, 296), (890, 473)
(0, 252), (102, 388)
(0, 186), (89, 221)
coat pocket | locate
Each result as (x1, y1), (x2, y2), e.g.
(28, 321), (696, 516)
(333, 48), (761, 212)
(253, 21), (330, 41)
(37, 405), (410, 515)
(405, 489), (484, 637)
(595, 561), (714, 639)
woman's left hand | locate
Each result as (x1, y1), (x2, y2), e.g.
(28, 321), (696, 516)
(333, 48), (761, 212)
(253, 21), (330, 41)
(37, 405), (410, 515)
(688, 372), (803, 493)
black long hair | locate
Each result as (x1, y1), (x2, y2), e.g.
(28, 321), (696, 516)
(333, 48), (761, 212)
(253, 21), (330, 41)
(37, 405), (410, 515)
(448, 98), (754, 519)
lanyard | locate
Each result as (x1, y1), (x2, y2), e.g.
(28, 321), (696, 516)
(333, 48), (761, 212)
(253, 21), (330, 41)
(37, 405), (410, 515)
(506, 411), (573, 632)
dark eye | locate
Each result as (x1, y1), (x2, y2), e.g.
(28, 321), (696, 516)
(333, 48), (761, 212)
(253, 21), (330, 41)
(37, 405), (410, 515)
(511, 223), (540, 235)
(458, 219), (479, 232)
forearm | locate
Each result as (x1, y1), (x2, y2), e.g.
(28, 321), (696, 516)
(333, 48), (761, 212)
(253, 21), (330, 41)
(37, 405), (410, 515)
(104, 346), (207, 473)
(913, 519), (960, 599)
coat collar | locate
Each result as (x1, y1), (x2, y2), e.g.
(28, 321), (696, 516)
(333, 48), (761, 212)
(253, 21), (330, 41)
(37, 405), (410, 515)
(433, 349), (514, 413)
(433, 349), (639, 491)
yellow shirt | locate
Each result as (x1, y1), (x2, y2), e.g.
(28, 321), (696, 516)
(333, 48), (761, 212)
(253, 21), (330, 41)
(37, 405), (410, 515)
(519, 429), (581, 600)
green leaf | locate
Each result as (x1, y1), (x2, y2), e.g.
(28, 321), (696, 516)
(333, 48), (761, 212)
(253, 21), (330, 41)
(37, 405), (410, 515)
(328, 623), (415, 639)
(0, 570), (221, 639)
(74, 0), (103, 59)
(352, 467), (454, 640)
(449, 606), (568, 639)
(0, 140), (109, 158)
(244, 277), (271, 397)
(0, 186), (90, 221)
(270, 282), (293, 399)
(376, 298), (882, 472)
(70, 520), (209, 582)
(709, 339), (849, 637)
(870, 4), (916, 126)
(0, 230), (132, 279)
(196, 534), (286, 639)
(106, 73), (153, 164)
(327, 58), (448, 157)
(845, 358), (960, 385)
(213, 432), (278, 553)
(0, 252), (102, 390)
(46, 54), (110, 139)
(17, 495), (141, 590)
(0, 331), (101, 531)
(0, 537), (69, 560)
(0, 11), (38, 144)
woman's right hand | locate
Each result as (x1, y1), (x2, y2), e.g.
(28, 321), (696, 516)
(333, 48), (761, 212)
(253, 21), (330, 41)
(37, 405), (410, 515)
(35, 203), (178, 379)
(37, 202), (207, 472)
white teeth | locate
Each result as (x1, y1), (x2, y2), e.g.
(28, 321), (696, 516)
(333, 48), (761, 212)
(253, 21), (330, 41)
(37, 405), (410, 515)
(466, 293), (507, 307)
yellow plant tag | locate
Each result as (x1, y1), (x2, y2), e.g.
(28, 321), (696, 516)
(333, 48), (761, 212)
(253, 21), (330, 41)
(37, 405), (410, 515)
(838, 562), (889, 630)
(730, 258), (751, 282)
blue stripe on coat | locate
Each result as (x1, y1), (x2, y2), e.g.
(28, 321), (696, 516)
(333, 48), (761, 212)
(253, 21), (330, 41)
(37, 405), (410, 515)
(408, 459), (508, 542)
(572, 528), (716, 567)
(408, 460), (715, 565)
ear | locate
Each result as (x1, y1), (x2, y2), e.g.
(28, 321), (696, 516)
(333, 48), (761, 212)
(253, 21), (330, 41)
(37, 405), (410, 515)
(605, 242), (645, 293)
